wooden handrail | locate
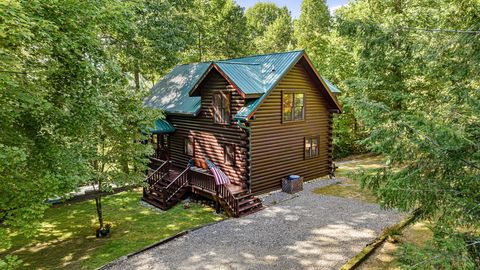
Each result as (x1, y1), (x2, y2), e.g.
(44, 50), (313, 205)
(146, 159), (170, 191)
(217, 184), (238, 216)
(145, 163), (247, 217)
(189, 169), (239, 216)
(164, 167), (190, 202)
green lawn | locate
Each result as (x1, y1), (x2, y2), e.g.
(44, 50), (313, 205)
(1, 189), (224, 270)
(312, 154), (433, 269)
(312, 154), (385, 203)
(358, 222), (433, 270)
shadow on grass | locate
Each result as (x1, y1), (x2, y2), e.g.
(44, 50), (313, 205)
(2, 189), (224, 270)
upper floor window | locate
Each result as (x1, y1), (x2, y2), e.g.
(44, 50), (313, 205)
(213, 91), (230, 124)
(224, 144), (236, 164)
(184, 137), (194, 157)
(283, 92), (305, 122)
(305, 136), (319, 159)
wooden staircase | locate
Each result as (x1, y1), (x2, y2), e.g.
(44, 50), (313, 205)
(235, 192), (264, 217)
(142, 160), (189, 210)
(143, 159), (264, 217)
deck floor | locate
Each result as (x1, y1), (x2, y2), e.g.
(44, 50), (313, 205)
(166, 166), (246, 195)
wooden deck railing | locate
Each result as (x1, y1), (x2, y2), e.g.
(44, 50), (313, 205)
(189, 168), (238, 216)
(189, 169), (216, 192)
(145, 159), (170, 194)
(217, 183), (239, 216)
(144, 163), (249, 217)
(163, 167), (190, 202)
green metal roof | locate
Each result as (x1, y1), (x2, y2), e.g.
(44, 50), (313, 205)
(145, 50), (341, 120)
(150, 119), (175, 134)
(323, 77), (342, 94)
(144, 62), (211, 115)
(215, 62), (264, 95)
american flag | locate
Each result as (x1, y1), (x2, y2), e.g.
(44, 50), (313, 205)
(205, 159), (230, 186)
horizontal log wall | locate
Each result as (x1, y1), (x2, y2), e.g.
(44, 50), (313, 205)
(250, 61), (333, 194)
(168, 70), (248, 188)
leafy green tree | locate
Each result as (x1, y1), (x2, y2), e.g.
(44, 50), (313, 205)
(245, 2), (294, 53)
(184, 0), (251, 62)
(336, 0), (480, 267)
(0, 0), (157, 266)
(294, 0), (331, 73)
(106, 0), (191, 87)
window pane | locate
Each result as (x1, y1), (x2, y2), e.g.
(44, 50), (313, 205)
(294, 93), (304, 120)
(294, 106), (304, 120)
(222, 92), (230, 124)
(213, 94), (221, 123)
(185, 138), (194, 156)
(305, 138), (311, 158)
(224, 144), (235, 164)
(283, 93), (293, 121)
(311, 138), (318, 156)
(294, 93), (304, 106)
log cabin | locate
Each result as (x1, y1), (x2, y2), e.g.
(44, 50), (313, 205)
(142, 50), (342, 217)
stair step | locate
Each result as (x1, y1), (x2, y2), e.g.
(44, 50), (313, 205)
(238, 201), (262, 213)
(237, 197), (258, 206)
(238, 205), (265, 217)
(144, 194), (164, 204)
(235, 193), (253, 200)
(142, 197), (167, 210)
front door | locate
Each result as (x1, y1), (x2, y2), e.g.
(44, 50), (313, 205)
(153, 134), (170, 161)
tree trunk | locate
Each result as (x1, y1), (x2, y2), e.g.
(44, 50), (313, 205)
(95, 194), (104, 229)
(134, 62), (140, 92)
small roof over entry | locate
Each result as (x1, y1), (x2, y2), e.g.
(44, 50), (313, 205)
(150, 119), (175, 134)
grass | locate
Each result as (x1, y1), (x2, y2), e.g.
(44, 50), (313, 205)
(312, 154), (385, 203)
(358, 222), (433, 270)
(312, 153), (433, 270)
(1, 189), (224, 270)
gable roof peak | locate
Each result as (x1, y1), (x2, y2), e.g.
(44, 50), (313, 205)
(145, 50), (341, 119)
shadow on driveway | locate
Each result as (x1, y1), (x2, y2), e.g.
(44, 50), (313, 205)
(105, 179), (403, 270)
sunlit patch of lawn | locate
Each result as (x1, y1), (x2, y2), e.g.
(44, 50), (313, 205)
(1, 189), (224, 270)
(312, 154), (385, 203)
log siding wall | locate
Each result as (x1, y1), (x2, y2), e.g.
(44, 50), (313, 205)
(168, 70), (248, 188)
(249, 62), (333, 194)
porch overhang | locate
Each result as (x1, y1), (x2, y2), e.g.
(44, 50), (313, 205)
(150, 119), (175, 134)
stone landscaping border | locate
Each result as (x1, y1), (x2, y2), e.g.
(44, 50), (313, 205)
(339, 210), (420, 270)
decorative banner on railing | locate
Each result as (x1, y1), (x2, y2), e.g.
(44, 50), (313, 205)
(205, 159), (231, 186)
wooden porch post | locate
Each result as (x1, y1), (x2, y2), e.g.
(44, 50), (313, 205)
(157, 134), (161, 158)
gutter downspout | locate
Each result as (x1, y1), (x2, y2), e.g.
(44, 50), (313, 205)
(237, 120), (252, 193)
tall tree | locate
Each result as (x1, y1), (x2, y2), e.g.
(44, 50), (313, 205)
(0, 0), (157, 266)
(337, 0), (480, 268)
(294, 0), (331, 73)
(184, 0), (251, 62)
(245, 2), (294, 53)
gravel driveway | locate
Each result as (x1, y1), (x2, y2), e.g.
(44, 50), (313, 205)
(105, 178), (403, 270)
